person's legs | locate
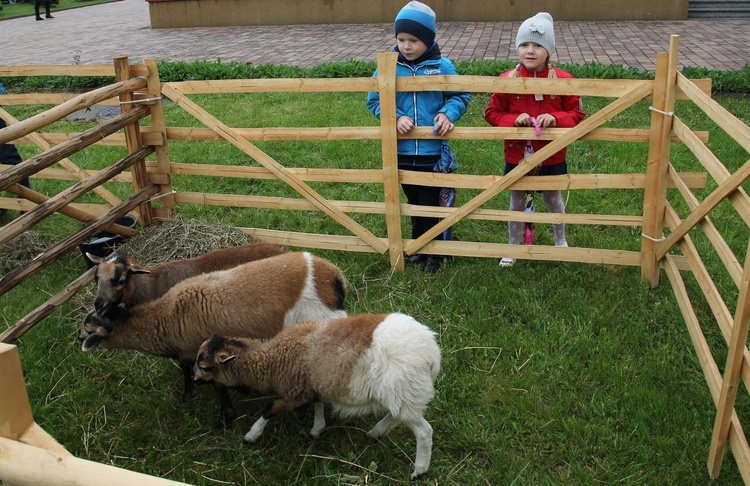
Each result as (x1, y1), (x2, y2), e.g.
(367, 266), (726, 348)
(539, 161), (568, 247)
(44, 0), (53, 18)
(542, 190), (567, 246)
(34, 0), (43, 20)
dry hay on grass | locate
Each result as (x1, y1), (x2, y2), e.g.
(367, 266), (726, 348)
(115, 215), (254, 266)
(0, 230), (52, 276)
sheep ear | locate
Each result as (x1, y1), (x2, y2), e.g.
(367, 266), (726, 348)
(86, 253), (104, 265)
(129, 265), (151, 275)
(82, 333), (104, 352)
(218, 354), (236, 364)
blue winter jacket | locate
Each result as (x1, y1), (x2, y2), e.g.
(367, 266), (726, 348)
(367, 44), (471, 160)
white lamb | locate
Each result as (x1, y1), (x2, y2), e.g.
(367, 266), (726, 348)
(193, 313), (441, 480)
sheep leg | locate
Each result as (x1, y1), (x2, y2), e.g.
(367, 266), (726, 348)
(404, 416), (433, 480)
(244, 398), (298, 443)
(309, 402), (326, 438)
(214, 384), (237, 427)
(367, 413), (399, 438)
(179, 361), (197, 400)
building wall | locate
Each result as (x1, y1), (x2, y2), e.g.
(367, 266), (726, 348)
(147, 0), (689, 29)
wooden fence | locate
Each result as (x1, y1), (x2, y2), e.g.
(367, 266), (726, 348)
(1, 34), (750, 483)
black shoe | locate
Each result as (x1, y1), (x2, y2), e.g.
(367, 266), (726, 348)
(36, 16), (44, 20)
(407, 254), (424, 265)
(424, 256), (442, 273)
(45, 14), (54, 18)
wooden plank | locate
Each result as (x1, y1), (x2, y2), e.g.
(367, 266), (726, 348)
(144, 58), (175, 218)
(175, 191), (643, 226)
(0, 268), (95, 344)
(155, 76), (710, 100)
(0, 344), (33, 441)
(708, 239), (750, 477)
(663, 257), (750, 484)
(0, 93), (120, 106)
(158, 125), (707, 144)
(242, 226), (640, 265)
(161, 83), (387, 253)
(15, 133), (127, 146)
(0, 436), (189, 486)
(3, 184), (137, 238)
(0, 65), (115, 77)
(404, 79), (654, 255)
(0, 105), (150, 191)
(677, 72), (750, 154)
(0, 77), (147, 145)
(1, 165), (134, 183)
(165, 77), (377, 94)
(0, 106), (122, 207)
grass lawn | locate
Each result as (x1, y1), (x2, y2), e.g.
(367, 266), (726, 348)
(0, 0), (119, 20)
(1, 87), (749, 484)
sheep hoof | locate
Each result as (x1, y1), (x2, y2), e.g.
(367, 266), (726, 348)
(410, 470), (428, 481)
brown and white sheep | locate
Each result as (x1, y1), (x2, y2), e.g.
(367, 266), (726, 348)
(193, 313), (441, 479)
(87, 242), (288, 317)
(79, 251), (348, 424)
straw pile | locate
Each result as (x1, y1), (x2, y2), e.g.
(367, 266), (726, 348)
(114, 215), (255, 266)
(0, 230), (52, 276)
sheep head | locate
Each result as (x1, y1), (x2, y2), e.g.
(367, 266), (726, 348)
(193, 334), (244, 382)
(88, 253), (150, 317)
(78, 310), (115, 352)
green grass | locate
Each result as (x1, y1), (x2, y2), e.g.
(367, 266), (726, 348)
(0, 0), (117, 20)
(2, 88), (750, 484)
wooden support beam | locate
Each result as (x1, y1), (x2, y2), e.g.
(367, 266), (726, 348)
(1, 267), (96, 344)
(640, 36), (679, 287)
(376, 52), (405, 270)
(0, 184), (158, 297)
(0, 437), (188, 486)
(0, 77), (147, 145)
(114, 55), (154, 226)
(0, 105), (150, 191)
(0, 145), (153, 246)
(708, 237), (750, 477)
(3, 184), (137, 238)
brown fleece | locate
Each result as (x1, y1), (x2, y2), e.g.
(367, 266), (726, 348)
(195, 314), (387, 412)
(87, 252), (341, 364)
(93, 243), (287, 313)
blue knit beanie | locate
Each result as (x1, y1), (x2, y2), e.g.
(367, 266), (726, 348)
(394, 1), (436, 47)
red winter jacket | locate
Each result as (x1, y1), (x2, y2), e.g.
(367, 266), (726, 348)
(484, 64), (585, 165)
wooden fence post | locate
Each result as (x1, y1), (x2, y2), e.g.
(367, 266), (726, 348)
(377, 52), (405, 271)
(114, 54), (154, 227)
(144, 58), (175, 221)
(640, 35), (679, 287)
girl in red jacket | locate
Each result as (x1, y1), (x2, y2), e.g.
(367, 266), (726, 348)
(484, 12), (585, 267)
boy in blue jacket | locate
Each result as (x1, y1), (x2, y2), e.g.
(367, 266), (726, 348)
(367, 1), (470, 273)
